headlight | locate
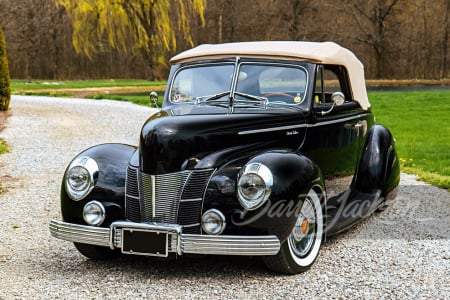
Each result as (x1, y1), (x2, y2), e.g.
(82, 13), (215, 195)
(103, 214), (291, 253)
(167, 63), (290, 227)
(83, 200), (106, 226)
(65, 156), (98, 201)
(237, 163), (273, 210)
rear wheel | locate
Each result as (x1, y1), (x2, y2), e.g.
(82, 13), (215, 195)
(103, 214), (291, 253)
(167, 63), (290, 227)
(74, 243), (120, 260)
(263, 188), (324, 274)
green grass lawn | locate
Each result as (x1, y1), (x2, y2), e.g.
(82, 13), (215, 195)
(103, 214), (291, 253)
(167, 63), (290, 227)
(0, 137), (7, 155)
(0, 137), (9, 193)
(369, 91), (450, 190)
(87, 94), (164, 107)
(11, 79), (165, 90)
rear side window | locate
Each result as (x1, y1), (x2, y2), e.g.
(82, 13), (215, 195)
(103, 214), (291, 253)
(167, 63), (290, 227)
(314, 65), (352, 105)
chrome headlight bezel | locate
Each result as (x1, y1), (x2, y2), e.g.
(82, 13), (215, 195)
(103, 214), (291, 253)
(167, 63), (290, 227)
(83, 200), (106, 226)
(201, 209), (226, 235)
(65, 156), (99, 201)
(237, 163), (273, 210)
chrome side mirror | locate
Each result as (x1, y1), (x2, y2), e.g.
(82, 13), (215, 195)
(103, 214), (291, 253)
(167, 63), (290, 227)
(331, 92), (345, 106)
(319, 92), (345, 115)
(149, 91), (159, 109)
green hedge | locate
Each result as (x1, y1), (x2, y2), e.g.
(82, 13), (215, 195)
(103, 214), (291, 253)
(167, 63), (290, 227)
(0, 27), (11, 111)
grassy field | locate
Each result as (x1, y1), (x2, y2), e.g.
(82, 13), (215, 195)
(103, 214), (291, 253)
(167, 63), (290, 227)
(87, 94), (164, 107)
(369, 91), (449, 190)
(11, 79), (166, 107)
(7, 80), (450, 190)
(11, 79), (165, 90)
(0, 137), (8, 192)
(0, 138), (7, 154)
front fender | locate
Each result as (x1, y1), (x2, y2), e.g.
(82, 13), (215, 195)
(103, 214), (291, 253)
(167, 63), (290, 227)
(61, 143), (136, 226)
(206, 150), (324, 242)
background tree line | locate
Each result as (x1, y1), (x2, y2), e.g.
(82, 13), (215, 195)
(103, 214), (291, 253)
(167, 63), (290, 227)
(0, 0), (448, 80)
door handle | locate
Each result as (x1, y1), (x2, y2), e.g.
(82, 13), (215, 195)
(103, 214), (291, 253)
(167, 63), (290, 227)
(344, 121), (362, 129)
(344, 121), (366, 136)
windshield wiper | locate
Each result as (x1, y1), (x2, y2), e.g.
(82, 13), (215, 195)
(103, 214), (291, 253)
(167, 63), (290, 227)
(194, 91), (270, 110)
(233, 92), (268, 108)
(234, 92), (267, 103)
(194, 91), (230, 104)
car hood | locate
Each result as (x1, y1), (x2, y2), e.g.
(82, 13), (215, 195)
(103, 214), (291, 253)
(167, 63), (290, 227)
(139, 110), (306, 174)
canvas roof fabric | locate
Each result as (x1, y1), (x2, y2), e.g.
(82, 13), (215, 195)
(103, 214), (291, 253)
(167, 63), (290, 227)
(170, 41), (370, 110)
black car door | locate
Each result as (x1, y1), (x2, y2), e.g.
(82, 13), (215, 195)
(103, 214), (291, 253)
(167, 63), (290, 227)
(302, 65), (366, 184)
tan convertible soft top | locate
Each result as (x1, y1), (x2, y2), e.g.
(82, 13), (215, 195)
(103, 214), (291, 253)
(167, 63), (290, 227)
(170, 41), (370, 110)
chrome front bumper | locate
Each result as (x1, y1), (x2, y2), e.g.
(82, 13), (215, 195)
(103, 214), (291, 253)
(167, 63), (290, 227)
(49, 220), (281, 256)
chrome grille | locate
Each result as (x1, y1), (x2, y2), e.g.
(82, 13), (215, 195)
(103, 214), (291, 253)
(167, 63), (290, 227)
(140, 171), (191, 223)
(181, 169), (215, 199)
(178, 169), (215, 233)
(125, 166), (141, 222)
(125, 166), (214, 228)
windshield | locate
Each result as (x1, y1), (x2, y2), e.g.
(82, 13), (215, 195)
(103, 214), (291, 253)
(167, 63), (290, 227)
(170, 64), (234, 103)
(169, 61), (309, 111)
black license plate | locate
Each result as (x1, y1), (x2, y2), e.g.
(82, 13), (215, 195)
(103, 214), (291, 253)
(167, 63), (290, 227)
(121, 229), (168, 257)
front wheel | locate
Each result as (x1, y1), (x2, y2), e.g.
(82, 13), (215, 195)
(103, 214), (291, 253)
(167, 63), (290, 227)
(263, 188), (324, 274)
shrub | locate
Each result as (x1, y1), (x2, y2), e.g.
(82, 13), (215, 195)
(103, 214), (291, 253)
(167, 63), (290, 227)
(0, 26), (11, 111)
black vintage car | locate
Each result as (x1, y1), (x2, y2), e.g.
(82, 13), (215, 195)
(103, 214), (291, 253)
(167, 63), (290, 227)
(50, 41), (400, 274)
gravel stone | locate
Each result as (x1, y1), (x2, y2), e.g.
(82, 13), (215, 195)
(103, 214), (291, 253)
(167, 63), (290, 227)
(0, 95), (449, 299)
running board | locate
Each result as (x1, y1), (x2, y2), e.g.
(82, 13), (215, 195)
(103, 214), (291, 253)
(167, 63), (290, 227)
(325, 188), (383, 236)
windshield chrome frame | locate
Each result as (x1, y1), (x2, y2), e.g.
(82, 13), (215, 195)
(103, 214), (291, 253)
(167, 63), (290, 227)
(168, 61), (235, 105)
(167, 58), (310, 113)
(235, 61), (309, 107)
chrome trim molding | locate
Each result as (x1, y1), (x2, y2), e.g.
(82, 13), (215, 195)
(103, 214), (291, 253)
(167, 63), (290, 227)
(50, 220), (280, 256)
(238, 113), (371, 135)
(238, 124), (308, 135)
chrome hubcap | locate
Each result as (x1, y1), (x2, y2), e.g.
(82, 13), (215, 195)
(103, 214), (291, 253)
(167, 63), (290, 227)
(289, 197), (317, 257)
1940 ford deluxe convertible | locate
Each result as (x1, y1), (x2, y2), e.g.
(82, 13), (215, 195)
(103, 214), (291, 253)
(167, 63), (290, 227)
(50, 41), (400, 274)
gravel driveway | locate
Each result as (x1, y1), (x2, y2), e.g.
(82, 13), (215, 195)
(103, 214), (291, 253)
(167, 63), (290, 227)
(0, 95), (449, 299)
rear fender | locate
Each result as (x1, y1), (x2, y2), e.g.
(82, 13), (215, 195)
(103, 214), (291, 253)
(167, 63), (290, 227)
(352, 125), (400, 196)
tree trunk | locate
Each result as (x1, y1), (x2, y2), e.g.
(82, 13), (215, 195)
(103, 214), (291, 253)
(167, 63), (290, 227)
(441, 0), (449, 79)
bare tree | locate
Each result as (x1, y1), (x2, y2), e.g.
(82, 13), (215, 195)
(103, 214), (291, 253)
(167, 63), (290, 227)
(331, 0), (402, 78)
(441, 0), (449, 79)
(0, 0), (448, 80)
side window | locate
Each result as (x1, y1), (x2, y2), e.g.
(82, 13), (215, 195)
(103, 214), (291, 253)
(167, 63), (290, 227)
(314, 65), (351, 105)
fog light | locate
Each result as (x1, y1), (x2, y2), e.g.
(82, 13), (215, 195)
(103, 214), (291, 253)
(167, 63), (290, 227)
(83, 200), (105, 226)
(201, 209), (226, 235)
